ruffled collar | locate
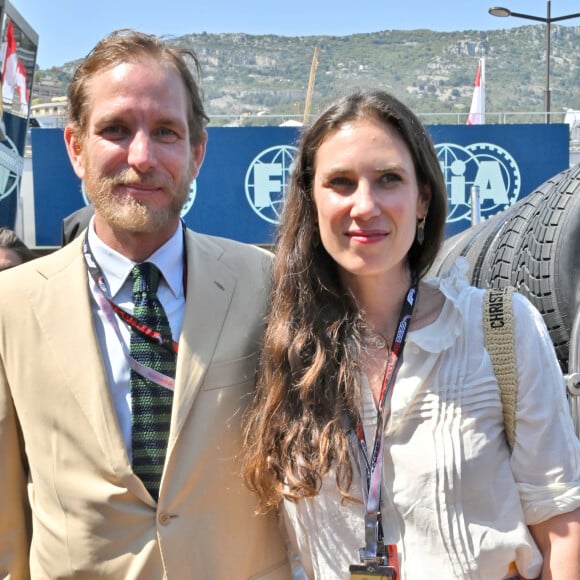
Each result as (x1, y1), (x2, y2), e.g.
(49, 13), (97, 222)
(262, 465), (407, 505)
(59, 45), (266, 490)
(407, 257), (471, 354)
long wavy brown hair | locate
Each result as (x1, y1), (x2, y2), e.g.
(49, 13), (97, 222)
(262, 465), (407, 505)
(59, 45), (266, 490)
(241, 90), (448, 511)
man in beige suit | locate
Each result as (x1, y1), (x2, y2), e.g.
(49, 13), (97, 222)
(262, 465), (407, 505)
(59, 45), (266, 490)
(0, 30), (290, 579)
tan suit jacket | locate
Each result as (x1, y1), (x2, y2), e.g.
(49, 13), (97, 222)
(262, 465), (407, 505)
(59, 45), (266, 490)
(0, 230), (290, 579)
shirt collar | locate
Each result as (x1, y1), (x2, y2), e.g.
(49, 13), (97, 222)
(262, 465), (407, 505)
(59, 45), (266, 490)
(87, 218), (185, 300)
(408, 258), (469, 353)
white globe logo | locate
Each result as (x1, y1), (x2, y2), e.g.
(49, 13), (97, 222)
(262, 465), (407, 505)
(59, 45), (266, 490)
(436, 142), (521, 224)
(0, 136), (23, 203)
(245, 145), (297, 224)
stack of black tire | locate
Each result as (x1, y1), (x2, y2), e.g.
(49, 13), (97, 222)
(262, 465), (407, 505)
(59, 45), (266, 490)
(429, 163), (580, 436)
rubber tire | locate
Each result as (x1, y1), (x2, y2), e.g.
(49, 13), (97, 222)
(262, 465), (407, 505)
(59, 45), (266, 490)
(431, 163), (580, 373)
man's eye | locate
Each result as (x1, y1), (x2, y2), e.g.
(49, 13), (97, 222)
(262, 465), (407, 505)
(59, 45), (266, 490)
(156, 128), (179, 142)
(100, 126), (127, 139)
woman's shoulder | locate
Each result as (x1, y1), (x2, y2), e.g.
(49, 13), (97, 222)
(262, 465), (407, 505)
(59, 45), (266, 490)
(424, 257), (481, 297)
(410, 258), (485, 352)
(421, 257), (487, 320)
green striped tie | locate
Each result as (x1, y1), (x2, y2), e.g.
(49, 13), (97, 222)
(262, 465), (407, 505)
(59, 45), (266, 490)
(130, 262), (175, 501)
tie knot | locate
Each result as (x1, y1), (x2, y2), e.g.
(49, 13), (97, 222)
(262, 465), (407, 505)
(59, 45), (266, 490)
(131, 262), (161, 296)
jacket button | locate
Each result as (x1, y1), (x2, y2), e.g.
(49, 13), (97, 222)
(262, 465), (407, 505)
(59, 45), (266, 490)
(158, 512), (171, 525)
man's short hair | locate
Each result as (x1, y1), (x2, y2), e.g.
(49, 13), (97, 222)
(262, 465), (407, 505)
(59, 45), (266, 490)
(67, 29), (209, 144)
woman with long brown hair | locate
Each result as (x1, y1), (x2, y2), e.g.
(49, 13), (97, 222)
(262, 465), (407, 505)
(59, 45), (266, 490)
(242, 90), (580, 579)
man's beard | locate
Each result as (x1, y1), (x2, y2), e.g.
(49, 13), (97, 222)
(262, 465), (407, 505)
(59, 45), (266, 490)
(84, 167), (191, 233)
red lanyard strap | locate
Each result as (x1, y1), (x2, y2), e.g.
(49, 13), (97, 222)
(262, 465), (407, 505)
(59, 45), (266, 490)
(356, 276), (418, 563)
(82, 231), (184, 356)
(90, 277), (175, 392)
(108, 302), (178, 355)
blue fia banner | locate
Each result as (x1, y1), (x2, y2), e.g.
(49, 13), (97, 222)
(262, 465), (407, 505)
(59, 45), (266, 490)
(0, 114), (30, 230)
(427, 124), (569, 237)
(30, 124), (569, 246)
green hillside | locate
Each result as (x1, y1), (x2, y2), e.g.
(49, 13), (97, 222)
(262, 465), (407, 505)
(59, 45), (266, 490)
(33, 24), (580, 125)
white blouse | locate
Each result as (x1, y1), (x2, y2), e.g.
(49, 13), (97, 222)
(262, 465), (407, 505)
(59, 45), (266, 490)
(281, 259), (580, 580)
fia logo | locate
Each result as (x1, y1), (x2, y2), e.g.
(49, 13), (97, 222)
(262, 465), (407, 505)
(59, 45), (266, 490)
(436, 143), (521, 224)
(245, 145), (297, 224)
(0, 136), (24, 203)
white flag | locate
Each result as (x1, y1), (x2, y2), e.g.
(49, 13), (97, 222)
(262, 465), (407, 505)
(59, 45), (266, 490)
(467, 58), (485, 125)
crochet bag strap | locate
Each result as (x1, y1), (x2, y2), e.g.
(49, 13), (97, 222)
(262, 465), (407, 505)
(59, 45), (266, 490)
(483, 286), (517, 452)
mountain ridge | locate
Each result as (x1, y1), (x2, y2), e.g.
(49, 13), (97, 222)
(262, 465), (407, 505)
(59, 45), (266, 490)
(32, 24), (580, 125)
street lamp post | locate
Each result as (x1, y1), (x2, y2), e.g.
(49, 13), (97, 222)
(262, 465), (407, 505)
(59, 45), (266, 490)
(489, 0), (580, 123)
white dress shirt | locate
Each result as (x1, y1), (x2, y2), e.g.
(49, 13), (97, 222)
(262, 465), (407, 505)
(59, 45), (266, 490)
(282, 258), (580, 580)
(86, 220), (186, 458)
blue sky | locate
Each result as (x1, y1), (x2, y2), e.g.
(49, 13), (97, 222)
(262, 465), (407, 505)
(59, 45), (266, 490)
(12, 0), (580, 69)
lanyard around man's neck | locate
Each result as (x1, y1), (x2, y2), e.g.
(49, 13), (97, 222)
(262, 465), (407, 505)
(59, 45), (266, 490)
(81, 226), (187, 355)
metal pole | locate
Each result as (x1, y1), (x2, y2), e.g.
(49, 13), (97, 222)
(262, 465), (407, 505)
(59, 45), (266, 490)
(545, 0), (551, 123)
(566, 309), (580, 438)
(470, 185), (482, 226)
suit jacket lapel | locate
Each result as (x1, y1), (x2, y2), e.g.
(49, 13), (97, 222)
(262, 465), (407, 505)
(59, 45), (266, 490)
(28, 233), (237, 502)
(31, 239), (133, 480)
(169, 231), (235, 447)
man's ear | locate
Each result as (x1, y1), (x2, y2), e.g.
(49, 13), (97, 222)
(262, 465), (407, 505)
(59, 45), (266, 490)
(64, 124), (86, 180)
(189, 129), (208, 181)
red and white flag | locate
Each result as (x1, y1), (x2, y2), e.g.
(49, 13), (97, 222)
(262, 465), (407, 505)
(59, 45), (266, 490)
(467, 57), (485, 125)
(2, 20), (19, 102)
(1, 19), (29, 113)
(14, 59), (29, 113)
